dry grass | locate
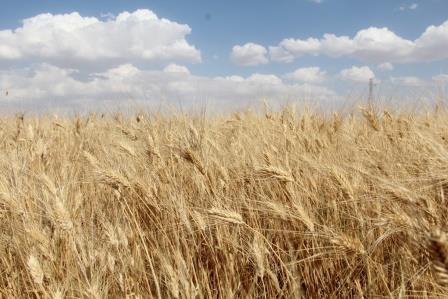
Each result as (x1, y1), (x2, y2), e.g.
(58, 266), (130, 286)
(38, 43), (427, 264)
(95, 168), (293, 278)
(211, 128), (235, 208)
(1, 106), (448, 298)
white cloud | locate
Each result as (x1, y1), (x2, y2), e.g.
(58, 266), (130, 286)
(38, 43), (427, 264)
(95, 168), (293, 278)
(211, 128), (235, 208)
(309, 0), (323, 3)
(230, 43), (268, 66)
(268, 20), (448, 64)
(400, 3), (418, 11)
(275, 38), (321, 58)
(390, 76), (426, 86)
(378, 62), (394, 71)
(0, 64), (337, 111)
(320, 34), (356, 57)
(0, 9), (201, 66)
(163, 63), (190, 74)
(223, 75), (245, 82)
(285, 67), (327, 83)
(353, 27), (414, 62)
(246, 73), (282, 85)
(340, 66), (375, 83)
(268, 46), (295, 63)
(269, 27), (414, 63)
(413, 21), (448, 62)
(0, 64), (87, 99)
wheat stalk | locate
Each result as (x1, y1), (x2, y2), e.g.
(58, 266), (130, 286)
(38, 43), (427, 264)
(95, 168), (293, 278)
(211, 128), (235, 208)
(428, 230), (448, 287)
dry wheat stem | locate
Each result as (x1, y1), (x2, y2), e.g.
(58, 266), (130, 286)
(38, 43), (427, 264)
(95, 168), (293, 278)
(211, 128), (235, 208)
(0, 106), (447, 298)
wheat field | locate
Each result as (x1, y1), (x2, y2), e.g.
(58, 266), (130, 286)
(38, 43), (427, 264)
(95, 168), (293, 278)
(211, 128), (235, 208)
(1, 105), (448, 298)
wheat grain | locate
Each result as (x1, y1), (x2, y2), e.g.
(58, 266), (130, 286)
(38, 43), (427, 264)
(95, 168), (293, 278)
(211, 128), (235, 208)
(207, 207), (244, 225)
(27, 255), (44, 285)
(254, 166), (294, 183)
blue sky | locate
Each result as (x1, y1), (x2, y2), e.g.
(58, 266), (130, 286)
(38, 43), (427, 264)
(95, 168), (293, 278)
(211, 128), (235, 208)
(0, 0), (447, 111)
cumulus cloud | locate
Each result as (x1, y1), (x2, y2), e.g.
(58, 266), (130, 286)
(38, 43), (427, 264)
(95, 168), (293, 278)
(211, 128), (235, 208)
(340, 66), (375, 83)
(319, 34), (357, 57)
(230, 43), (268, 66)
(268, 46), (295, 63)
(390, 76), (426, 86)
(0, 9), (201, 66)
(267, 20), (448, 64)
(413, 21), (448, 62)
(270, 38), (320, 60)
(353, 27), (414, 62)
(285, 67), (327, 83)
(378, 62), (394, 71)
(163, 63), (190, 74)
(0, 64), (337, 111)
